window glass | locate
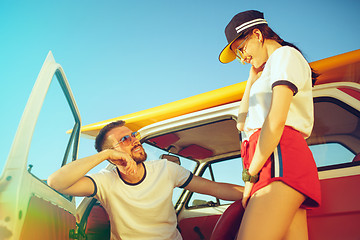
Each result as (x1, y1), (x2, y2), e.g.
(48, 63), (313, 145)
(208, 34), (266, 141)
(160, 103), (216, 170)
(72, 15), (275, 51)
(310, 143), (355, 168)
(27, 76), (77, 183)
(211, 157), (243, 204)
(188, 157), (243, 207)
(309, 98), (359, 168)
(188, 166), (217, 207)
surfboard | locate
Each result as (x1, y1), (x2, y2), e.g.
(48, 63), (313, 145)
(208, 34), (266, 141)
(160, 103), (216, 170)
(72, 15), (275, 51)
(79, 49), (360, 138)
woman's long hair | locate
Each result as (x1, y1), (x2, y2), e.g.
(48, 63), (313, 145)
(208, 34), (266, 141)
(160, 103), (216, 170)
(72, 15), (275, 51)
(242, 25), (319, 85)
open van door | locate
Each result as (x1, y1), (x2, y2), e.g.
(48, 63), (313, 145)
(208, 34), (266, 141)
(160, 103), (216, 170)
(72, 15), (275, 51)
(0, 52), (81, 240)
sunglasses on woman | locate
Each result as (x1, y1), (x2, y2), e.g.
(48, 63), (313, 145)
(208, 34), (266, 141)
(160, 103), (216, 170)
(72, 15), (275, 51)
(234, 35), (250, 64)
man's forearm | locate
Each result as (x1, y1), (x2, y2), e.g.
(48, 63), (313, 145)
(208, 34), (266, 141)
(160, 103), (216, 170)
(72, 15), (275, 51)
(214, 183), (244, 201)
(186, 176), (244, 201)
(48, 150), (109, 191)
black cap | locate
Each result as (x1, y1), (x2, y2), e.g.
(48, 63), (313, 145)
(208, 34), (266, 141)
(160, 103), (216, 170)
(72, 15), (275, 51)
(219, 10), (267, 63)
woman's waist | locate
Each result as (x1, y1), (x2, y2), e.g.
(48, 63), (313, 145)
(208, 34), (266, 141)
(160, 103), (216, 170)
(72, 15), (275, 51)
(244, 125), (303, 141)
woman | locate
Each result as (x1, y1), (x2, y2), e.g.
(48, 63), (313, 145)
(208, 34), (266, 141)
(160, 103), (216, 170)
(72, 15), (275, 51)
(219, 10), (321, 239)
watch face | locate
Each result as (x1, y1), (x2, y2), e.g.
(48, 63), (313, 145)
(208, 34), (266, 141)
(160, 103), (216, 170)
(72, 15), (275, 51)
(242, 169), (250, 182)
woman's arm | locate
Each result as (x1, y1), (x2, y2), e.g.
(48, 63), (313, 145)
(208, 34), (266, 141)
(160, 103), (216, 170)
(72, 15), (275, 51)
(237, 66), (264, 131)
(241, 85), (293, 207)
(248, 85), (294, 176)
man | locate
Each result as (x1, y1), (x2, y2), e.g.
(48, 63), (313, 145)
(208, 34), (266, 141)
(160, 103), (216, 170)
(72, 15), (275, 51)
(48, 120), (243, 240)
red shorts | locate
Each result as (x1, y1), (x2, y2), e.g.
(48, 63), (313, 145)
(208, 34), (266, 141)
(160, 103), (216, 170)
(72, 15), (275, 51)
(241, 126), (321, 209)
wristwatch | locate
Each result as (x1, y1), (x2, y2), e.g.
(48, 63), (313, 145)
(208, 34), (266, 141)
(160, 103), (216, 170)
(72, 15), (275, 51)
(242, 169), (259, 183)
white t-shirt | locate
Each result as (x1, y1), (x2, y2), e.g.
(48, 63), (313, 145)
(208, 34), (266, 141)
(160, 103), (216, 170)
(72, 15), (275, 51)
(89, 159), (192, 240)
(244, 46), (313, 138)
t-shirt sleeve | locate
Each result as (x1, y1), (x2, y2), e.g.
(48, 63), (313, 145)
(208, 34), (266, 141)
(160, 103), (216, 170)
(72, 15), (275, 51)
(166, 161), (193, 188)
(84, 175), (98, 197)
(269, 47), (309, 95)
(88, 169), (111, 202)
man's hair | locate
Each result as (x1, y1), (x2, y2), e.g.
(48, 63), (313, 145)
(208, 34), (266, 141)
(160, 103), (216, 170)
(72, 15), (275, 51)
(95, 120), (126, 152)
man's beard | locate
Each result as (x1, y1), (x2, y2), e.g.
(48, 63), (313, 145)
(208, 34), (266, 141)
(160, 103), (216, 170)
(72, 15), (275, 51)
(130, 144), (147, 163)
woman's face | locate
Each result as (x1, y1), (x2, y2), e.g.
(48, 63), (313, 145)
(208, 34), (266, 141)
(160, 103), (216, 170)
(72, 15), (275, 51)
(231, 30), (266, 68)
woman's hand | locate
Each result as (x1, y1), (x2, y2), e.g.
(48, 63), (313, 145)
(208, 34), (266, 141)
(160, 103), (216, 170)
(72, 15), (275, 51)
(248, 64), (264, 85)
(107, 149), (137, 175)
(242, 181), (254, 208)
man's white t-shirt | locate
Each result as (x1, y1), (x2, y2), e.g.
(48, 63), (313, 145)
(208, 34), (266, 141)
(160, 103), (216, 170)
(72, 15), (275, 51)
(89, 159), (193, 240)
(244, 46), (313, 138)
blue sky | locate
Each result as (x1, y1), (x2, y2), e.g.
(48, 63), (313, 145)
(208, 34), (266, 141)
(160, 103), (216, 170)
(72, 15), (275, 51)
(0, 0), (359, 177)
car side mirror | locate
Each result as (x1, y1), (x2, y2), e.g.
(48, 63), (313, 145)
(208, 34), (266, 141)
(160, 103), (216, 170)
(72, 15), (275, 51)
(160, 154), (181, 165)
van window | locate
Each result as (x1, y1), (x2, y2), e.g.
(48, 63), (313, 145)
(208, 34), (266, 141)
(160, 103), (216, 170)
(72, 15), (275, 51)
(307, 97), (360, 168)
(27, 76), (78, 183)
(187, 157), (243, 208)
(310, 143), (355, 167)
(143, 118), (242, 207)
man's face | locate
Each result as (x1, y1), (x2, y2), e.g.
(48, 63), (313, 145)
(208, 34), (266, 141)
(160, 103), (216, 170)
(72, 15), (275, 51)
(106, 126), (147, 163)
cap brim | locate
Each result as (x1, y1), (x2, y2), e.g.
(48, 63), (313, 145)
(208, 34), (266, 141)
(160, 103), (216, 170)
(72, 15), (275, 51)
(218, 36), (240, 64)
(219, 44), (236, 64)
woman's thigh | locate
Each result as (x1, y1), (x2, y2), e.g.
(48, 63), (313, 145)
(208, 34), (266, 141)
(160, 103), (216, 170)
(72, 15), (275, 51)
(237, 181), (306, 240)
(283, 208), (308, 240)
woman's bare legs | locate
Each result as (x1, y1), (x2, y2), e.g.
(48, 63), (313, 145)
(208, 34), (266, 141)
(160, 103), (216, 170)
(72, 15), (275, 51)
(236, 181), (307, 240)
(283, 208), (308, 240)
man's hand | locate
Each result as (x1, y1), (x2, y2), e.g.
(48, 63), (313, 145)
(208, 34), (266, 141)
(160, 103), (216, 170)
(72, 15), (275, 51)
(107, 149), (137, 175)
